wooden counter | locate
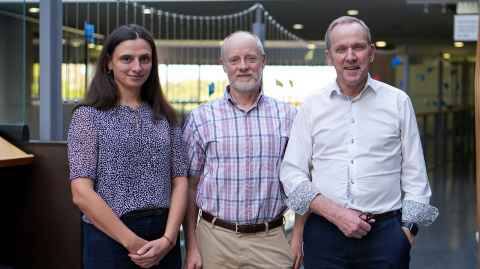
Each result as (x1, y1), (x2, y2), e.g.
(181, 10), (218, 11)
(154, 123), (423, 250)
(0, 136), (34, 167)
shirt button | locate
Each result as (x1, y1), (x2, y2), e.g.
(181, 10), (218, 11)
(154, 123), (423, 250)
(351, 118), (355, 124)
(350, 160), (354, 164)
(351, 138), (355, 144)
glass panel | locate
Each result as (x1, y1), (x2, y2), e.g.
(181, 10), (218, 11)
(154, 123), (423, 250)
(0, 1), (26, 124)
(263, 65), (336, 106)
(158, 64), (336, 114)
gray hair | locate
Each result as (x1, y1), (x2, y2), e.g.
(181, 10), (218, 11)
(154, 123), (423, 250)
(220, 31), (265, 59)
(324, 16), (372, 49)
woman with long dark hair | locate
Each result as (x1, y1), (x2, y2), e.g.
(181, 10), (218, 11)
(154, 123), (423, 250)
(67, 24), (187, 269)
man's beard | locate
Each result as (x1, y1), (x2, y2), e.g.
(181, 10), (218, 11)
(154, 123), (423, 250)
(230, 72), (262, 93)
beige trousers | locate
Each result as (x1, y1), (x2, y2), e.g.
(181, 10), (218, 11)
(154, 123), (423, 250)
(196, 218), (294, 269)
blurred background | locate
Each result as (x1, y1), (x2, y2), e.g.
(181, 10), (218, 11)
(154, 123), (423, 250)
(0, 0), (477, 268)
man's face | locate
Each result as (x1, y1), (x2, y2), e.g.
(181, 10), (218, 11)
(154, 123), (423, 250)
(221, 34), (265, 93)
(326, 22), (375, 93)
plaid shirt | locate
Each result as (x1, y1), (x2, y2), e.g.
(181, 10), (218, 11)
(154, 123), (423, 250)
(183, 89), (296, 224)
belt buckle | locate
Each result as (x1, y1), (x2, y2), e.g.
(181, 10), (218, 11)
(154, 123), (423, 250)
(359, 212), (374, 222)
(210, 216), (217, 228)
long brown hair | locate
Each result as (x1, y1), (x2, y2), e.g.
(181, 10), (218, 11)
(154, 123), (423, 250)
(79, 24), (177, 125)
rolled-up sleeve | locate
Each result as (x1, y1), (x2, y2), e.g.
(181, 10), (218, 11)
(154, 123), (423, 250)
(399, 96), (438, 225)
(280, 102), (319, 215)
(182, 112), (206, 177)
(67, 106), (98, 181)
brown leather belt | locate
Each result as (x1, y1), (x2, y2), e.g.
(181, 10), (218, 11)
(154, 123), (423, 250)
(201, 211), (284, 233)
(359, 209), (401, 222)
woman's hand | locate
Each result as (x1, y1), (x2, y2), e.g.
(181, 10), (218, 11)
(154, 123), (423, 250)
(125, 235), (149, 255)
(129, 237), (174, 268)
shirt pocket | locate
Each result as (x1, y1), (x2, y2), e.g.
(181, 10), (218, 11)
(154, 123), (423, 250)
(203, 135), (225, 160)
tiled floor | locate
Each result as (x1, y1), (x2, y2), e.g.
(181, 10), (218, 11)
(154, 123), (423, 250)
(410, 162), (477, 269)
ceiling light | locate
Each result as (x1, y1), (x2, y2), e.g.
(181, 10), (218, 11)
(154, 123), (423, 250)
(347, 9), (359, 16)
(442, 53), (451, 60)
(375, 41), (387, 48)
(454, 41), (464, 48)
(143, 8), (152, 15)
(423, 3), (429, 14)
(293, 24), (304, 30)
(307, 43), (316, 50)
(28, 7), (40, 14)
(88, 43), (96, 49)
(71, 40), (82, 48)
(304, 50), (314, 61)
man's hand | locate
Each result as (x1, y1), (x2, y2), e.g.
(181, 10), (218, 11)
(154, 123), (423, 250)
(330, 208), (372, 239)
(291, 212), (307, 269)
(183, 175), (202, 269)
(129, 237), (173, 268)
(401, 227), (415, 246)
(184, 245), (203, 269)
(290, 230), (304, 269)
(309, 195), (373, 239)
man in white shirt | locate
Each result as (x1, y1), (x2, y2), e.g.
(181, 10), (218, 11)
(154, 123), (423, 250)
(280, 16), (438, 269)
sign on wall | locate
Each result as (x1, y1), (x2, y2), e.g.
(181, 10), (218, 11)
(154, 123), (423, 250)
(454, 15), (479, 41)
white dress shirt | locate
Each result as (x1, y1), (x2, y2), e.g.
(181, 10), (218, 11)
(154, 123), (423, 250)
(280, 76), (438, 225)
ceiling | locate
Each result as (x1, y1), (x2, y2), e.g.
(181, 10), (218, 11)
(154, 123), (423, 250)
(145, 0), (455, 41)
(0, 0), (468, 47)
(138, 0), (458, 43)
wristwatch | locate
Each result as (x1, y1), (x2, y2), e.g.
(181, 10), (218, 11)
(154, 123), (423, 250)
(401, 222), (419, 236)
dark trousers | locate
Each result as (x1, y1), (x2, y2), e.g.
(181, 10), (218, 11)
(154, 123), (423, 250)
(303, 214), (411, 269)
(82, 213), (181, 269)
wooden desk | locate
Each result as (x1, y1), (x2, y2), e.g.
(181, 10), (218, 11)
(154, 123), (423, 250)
(0, 136), (34, 167)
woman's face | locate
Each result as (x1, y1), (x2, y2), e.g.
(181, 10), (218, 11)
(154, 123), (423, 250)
(108, 38), (152, 94)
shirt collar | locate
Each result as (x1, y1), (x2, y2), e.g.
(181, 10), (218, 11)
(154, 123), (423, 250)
(224, 85), (264, 111)
(329, 74), (378, 99)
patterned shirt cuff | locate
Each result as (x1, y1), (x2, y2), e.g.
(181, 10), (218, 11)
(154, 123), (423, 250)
(286, 181), (320, 215)
(402, 199), (439, 226)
